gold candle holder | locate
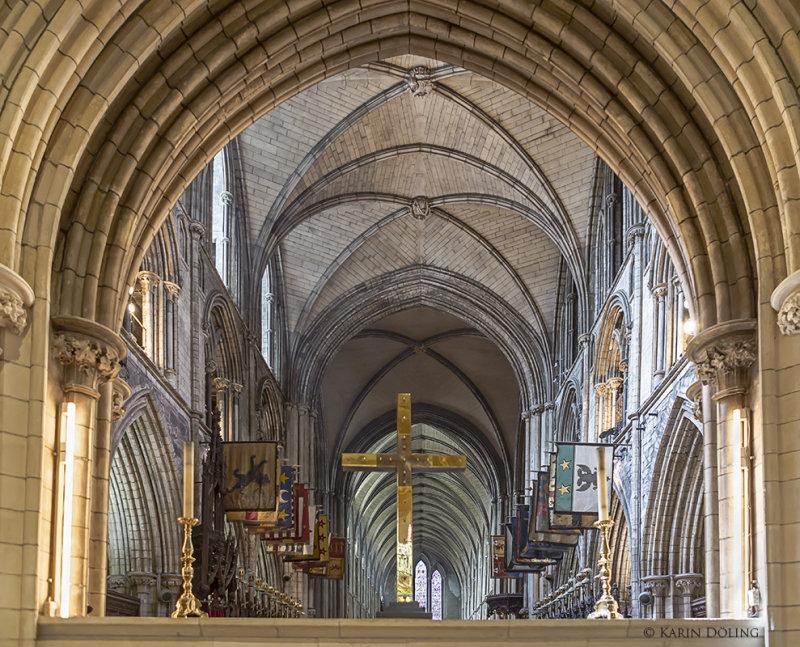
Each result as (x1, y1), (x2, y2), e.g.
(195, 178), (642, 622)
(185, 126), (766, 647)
(588, 518), (623, 619)
(172, 517), (208, 618)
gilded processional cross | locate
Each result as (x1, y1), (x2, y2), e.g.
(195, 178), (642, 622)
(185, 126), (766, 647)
(342, 394), (467, 603)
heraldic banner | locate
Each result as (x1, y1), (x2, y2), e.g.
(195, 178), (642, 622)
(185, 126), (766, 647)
(222, 441), (278, 511)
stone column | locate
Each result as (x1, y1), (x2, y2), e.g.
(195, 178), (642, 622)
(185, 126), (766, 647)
(188, 221), (205, 413)
(163, 282), (180, 377)
(212, 376), (230, 438)
(687, 380), (720, 616)
(687, 320), (756, 618)
(137, 272), (159, 360)
(51, 316), (125, 617)
(642, 575), (669, 619)
(578, 333), (592, 441)
(128, 572), (157, 617)
(231, 381), (243, 441)
(88, 376), (130, 615)
(652, 284), (668, 381)
(674, 573), (703, 619)
(530, 405), (545, 472)
(594, 383), (607, 441)
(607, 377), (623, 429)
(543, 402), (555, 456)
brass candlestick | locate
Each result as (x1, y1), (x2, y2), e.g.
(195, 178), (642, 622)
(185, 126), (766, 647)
(588, 519), (623, 619)
(172, 517), (208, 618)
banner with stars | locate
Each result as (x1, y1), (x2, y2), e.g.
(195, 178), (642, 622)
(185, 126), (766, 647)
(552, 443), (613, 524)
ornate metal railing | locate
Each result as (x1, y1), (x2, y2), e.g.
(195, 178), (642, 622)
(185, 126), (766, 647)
(206, 569), (303, 617)
(529, 569), (632, 619)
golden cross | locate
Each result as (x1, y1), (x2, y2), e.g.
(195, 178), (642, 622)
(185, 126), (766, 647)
(342, 393), (466, 603)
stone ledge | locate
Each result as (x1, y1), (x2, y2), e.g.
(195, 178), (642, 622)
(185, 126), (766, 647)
(37, 617), (765, 646)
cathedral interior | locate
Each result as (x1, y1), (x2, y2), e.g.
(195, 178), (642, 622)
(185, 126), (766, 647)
(0, 2), (799, 646)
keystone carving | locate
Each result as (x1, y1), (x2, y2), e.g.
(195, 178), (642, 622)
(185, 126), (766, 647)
(407, 66), (433, 97)
(411, 196), (430, 220)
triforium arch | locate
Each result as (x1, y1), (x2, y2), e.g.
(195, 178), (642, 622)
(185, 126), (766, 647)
(641, 403), (705, 619)
(0, 2), (799, 645)
(108, 390), (182, 616)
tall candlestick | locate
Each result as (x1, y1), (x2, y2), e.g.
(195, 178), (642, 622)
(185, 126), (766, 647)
(596, 445), (608, 522)
(183, 441), (194, 519)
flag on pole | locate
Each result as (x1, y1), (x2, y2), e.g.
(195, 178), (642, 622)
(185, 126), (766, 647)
(491, 535), (521, 578)
(549, 443), (614, 529)
(263, 482), (306, 545)
(529, 471), (581, 542)
(222, 441), (278, 515)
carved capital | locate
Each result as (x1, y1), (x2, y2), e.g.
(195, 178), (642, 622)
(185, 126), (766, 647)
(52, 316), (126, 393)
(686, 381), (703, 423)
(771, 269), (800, 335)
(128, 572), (157, 596)
(0, 264), (34, 360)
(777, 291), (800, 335)
(530, 405), (546, 416)
(673, 573), (703, 597)
(212, 376), (231, 394)
(106, 574), (128, 593)
(111, 377), (132, 421)
(578, 333), (592, 347)
(626, 223), (646, 244)
(407, 66), (433, 97)
(220, 190), (233, 206)
(652, 284), (668, 300)
(188, 220), (205, 238)
(544, 402), (555, 412)
(163, 281), (181, 297)
(686, 320), (756, 396)
(411, 196), (430, 220)
(642, 575), (669, 597)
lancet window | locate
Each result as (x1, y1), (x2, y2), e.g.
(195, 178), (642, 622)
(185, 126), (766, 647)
(431, 570), (443, 620)
(554, 262), (579, 385)
(211, 149), (233, 288)
(414, 560), (428, 610)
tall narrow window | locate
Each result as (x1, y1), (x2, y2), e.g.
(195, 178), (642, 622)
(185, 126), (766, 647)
(414, 560), (427, 611)
(431, 570), (443, 620)
(261, 269), (273, 368)
(211, 150), (231, 285)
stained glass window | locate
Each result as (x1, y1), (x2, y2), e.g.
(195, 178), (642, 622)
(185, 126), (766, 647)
(414, 560), (427, 610)
(431, 570), (443, 620)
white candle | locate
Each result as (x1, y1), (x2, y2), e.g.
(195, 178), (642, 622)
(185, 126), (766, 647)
(183, 441), (194, 519)
(596, 446), (609, 522)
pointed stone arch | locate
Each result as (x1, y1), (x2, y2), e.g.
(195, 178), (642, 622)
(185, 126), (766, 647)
(108, 392), (181, 615)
